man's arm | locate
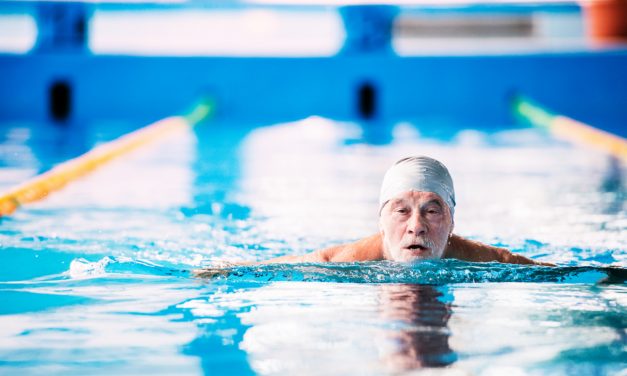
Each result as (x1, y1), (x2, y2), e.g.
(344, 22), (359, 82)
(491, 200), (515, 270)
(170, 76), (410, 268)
(259, 234), (384, 264)
(193, 235), (382, 277)
(444, 234), (554, 266)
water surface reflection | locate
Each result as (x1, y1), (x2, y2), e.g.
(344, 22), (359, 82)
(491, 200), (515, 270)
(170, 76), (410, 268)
(181, 282), (456, 375)
(378, 284), (455, 371)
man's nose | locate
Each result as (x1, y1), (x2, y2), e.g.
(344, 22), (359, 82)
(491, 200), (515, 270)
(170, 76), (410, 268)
(407, 212), (427, 235)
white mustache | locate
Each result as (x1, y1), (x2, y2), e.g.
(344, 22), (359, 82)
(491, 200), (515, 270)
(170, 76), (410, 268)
(404, 237), (436, 250)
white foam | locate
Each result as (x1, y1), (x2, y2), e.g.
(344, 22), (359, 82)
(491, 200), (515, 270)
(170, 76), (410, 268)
(68, 256), (114, 279)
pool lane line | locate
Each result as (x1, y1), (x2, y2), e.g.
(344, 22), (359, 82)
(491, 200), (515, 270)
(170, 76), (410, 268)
(0, 98), (215, 217)
(511, 95), (627, 163)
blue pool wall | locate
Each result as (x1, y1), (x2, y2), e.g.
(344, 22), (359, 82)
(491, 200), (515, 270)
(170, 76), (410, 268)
(0, 2), (626, 136)
(2, 52), (627, 135)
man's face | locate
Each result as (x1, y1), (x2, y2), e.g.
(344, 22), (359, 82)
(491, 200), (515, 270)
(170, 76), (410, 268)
(379, 191), (453, 263)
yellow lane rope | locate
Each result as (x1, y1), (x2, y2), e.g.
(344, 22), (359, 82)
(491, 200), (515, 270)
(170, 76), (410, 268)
(512, 95), (627, 163)
(0, 98), (215, 217)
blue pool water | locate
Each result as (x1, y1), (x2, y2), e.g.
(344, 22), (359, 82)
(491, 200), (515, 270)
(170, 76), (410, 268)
(0, 117), (625, 375)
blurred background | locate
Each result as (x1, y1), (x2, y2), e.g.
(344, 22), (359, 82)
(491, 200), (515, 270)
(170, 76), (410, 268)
(0, 0), (626, 135)
(0, 3), (625, 375)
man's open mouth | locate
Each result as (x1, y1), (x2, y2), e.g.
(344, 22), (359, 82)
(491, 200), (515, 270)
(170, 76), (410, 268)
(406, 244), (429, 251)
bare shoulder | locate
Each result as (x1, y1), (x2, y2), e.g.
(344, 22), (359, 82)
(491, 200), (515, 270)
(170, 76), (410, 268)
(321, 233), (384, 262)
(445, 234), (554, 266)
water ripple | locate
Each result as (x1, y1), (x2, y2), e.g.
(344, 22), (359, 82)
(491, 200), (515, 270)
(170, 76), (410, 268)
(67, 257), (626, 285)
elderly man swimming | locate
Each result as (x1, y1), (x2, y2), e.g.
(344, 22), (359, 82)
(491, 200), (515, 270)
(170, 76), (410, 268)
(253, 156), (548, 266)
(198, 156), (550, 272)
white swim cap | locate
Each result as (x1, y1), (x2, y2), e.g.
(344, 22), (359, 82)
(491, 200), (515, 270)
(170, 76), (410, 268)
(379, 156), (456, 216)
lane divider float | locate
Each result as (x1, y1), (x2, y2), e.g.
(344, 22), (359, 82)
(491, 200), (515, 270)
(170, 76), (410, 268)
(0, 98), (215, 217)
(511, 95), (627, 163)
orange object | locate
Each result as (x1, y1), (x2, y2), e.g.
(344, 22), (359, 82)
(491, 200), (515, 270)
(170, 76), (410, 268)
(581, 0), (627, 41)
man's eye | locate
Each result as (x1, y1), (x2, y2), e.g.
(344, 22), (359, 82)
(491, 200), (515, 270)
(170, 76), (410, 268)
(427, 208), (441, 215)
(395, 208), (408, 214)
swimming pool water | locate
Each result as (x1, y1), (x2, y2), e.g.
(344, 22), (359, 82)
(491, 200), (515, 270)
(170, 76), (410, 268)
(0, 117), (625, 375)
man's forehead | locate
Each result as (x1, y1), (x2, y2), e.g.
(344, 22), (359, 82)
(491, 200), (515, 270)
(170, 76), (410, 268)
(389, 191), (446, 205)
